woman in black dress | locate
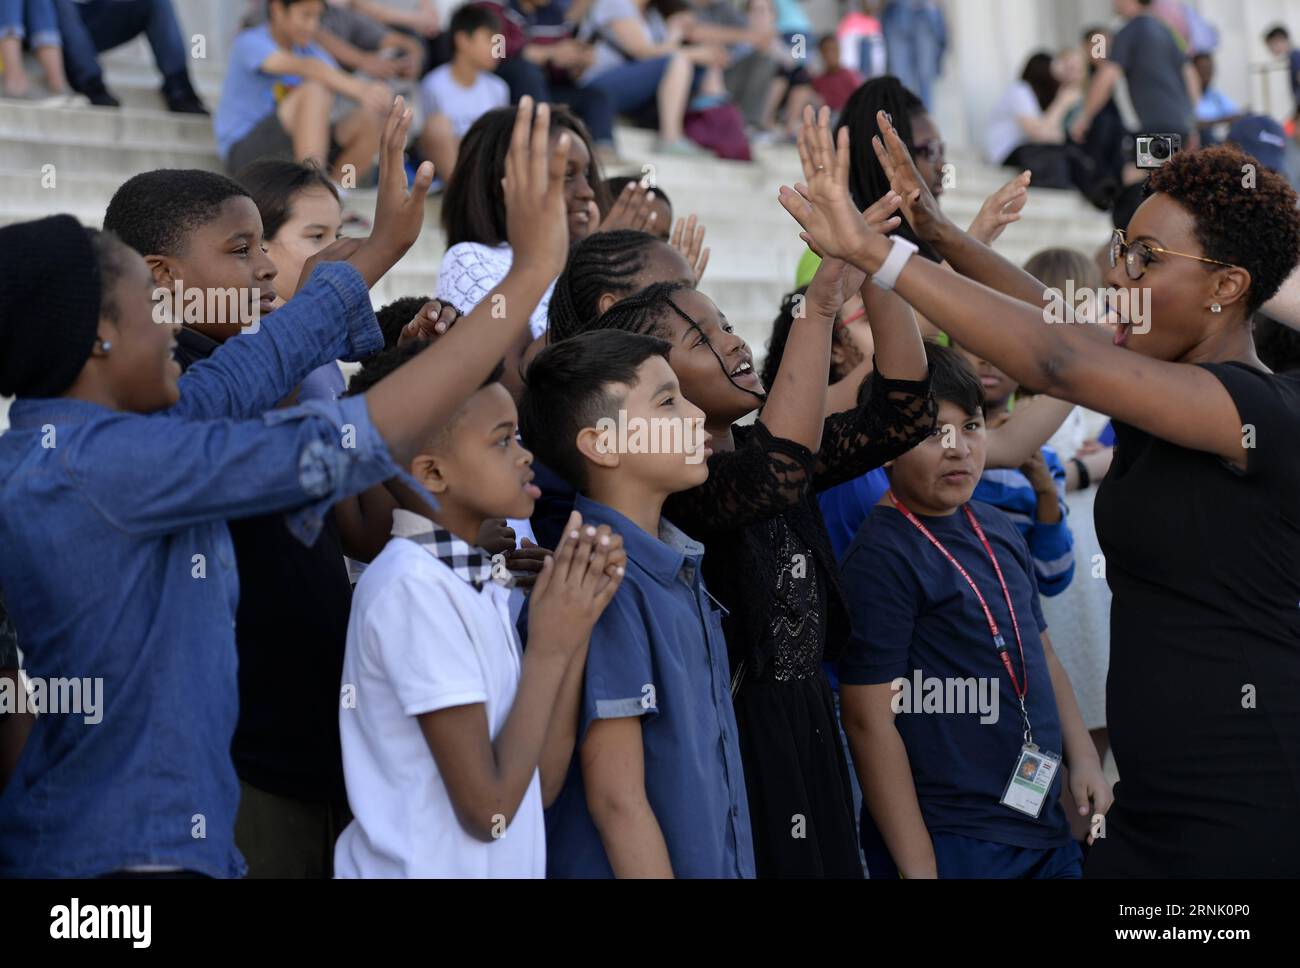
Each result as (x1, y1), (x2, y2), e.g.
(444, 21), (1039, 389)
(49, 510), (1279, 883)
(551, 161), (935, 874)
(784, 112), (1300, 876)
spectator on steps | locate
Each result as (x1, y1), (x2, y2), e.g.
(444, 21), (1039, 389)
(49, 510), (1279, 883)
(215, 0), (390, 185)
(496, 0), (617, 158)
(984, 50), (1085, 190)
(877, 0), (945, 111)
(245, 0), (427, 83)
(576, 0), (706, 154)
(50, 0), (206, 111)
(674, 0), (776, 134)
(812, 32), (862, 115)
(1, 0), (72, 100)
(418, 4), (510, 181)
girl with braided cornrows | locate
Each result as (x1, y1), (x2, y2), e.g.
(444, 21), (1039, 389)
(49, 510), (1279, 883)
(524, 229), (698, 551)
(545, 229), (695, 344)
(548, 126), (936, 875)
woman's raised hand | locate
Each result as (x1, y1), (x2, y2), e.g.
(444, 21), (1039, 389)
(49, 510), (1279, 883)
(871, 108), (951, 246)
(778, 105), (881, 267)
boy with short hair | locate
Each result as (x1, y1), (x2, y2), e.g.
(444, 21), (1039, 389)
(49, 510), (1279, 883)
(518, 330), (756, 878)
(839, 342), (1111, 879)
(216, 0), (394, 182)
(104, 169), (280, 361)
(335, 345), (624, 877)
(419, 4), (510, 180)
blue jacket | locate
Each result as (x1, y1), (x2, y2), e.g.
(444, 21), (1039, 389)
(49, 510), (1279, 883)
(0, 263), (403, 877)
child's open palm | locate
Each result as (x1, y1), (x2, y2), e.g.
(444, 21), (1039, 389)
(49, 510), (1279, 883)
(371, 97), (435, 253)
(503, 97), (571, 282)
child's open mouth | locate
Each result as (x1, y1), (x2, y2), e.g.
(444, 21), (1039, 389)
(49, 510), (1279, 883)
(730, 358), (761, 389)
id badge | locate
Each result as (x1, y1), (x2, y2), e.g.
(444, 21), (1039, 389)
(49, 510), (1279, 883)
(999, 745), (1061, 818)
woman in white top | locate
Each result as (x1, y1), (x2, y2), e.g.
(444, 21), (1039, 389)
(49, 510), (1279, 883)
(984, 49), (1084, 190)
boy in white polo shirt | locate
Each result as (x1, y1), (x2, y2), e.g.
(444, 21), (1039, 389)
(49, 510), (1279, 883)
(334, 350), (625, 877)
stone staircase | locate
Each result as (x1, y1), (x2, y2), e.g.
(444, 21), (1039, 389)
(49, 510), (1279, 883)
(0, 0), (1112, 432)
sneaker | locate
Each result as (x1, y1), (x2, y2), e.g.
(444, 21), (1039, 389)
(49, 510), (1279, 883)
(30, 92), (91, 109)
(80, 81), (120, 108)
(164, 88), (209, 115)
(654, 137), (708, 156)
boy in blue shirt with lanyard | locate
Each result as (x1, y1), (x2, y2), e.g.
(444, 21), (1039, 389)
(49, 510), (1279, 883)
(839, 343), (1110, 878)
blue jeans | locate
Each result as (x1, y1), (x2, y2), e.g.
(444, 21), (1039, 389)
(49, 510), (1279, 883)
(53, 0), (190, 92)
(0, 0), (62, 48)
(496, 54), (615, 144)
(584, 55), (672, 114)
(881, 0), (945, 109)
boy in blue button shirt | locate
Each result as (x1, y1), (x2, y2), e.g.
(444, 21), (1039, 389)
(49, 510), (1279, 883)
(519, 330), (756, 878)
(839, 343), (1110, 879)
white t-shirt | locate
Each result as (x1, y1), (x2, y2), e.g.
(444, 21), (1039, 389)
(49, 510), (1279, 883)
(985, 80), (1041, 164)
(334, 513), (545, 878)
(420, 63), (510, 138)
(435, 241), (555, 340)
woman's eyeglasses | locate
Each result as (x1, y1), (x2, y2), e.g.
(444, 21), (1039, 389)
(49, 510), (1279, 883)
(1108, 228), (1238, 281)
(910, 138), (946, 163)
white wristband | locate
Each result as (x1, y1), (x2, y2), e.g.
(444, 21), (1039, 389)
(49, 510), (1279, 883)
(871, 236), (919, 292)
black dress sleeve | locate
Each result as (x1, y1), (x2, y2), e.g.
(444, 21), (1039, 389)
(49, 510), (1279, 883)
(664, 419), (817, 532)
(1199, 362), (1300, 478)
(813, 358), (937, 492)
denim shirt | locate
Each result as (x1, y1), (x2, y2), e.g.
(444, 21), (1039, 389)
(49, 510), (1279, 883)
(0, 262), (401, 877)
(543, 495), (755, 878)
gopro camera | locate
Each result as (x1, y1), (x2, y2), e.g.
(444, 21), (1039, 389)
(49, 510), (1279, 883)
(1136, 133), (1182, 169)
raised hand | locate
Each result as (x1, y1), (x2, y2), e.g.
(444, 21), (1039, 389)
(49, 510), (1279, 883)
(600, 180), (660, 234)
(504, 97), (571, 283)
(969, 170), (1030, 246)
(777, 105), (880, 266)
(371, 96), (435, 254)
(669, 213), (710, 284)
(871, 109), (951, 246)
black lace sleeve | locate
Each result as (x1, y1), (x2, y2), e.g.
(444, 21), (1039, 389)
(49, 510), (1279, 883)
(813, 358), (936, 493)
(664, 420), (816, 532)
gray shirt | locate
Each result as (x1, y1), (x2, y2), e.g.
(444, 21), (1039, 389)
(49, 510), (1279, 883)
(1109, 13), (1192, 135)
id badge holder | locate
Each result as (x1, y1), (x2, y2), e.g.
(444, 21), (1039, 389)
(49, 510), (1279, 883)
(999, 744), (1061, 818)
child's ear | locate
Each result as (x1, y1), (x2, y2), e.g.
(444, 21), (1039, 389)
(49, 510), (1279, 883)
(575, 426), (619, 470)
(596, 292), (619, 317)
(411, 453), (451, 494)
(145, 255), (177, 289)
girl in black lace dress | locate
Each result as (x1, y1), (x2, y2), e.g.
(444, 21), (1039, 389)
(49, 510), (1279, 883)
(553, 126), (935, 873)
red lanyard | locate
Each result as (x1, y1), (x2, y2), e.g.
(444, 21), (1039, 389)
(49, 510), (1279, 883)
(888, 491), (1028, 702)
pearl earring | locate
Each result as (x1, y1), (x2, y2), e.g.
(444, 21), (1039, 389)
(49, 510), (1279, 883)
(97, 339), (112, 353)
(1211, 303), (1222, 314)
